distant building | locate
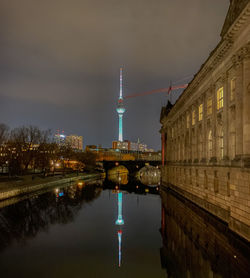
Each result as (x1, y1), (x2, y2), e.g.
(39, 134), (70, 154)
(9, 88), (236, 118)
(112, 141), (129, 150)
(66, 135), (83, 151)
(112, 140), (153, 152)
(54, 133), (66, 146)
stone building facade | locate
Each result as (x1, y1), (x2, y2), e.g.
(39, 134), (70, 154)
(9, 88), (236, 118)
(160, 0), (250, 242)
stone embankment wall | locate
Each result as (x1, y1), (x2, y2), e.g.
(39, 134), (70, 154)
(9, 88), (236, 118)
(0, 173), (104, 201)
(161, 165), (250, 242)
(160, 188), (250, 277)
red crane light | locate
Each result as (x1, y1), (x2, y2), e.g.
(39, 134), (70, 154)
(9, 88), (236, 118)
(124, 84), (188, 99)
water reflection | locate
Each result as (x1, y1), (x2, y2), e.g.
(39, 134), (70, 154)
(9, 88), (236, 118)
(0, 175), (164, 278)
(108, 165), (129, 185)
(105, 167), (161, 197)
(136, 165), (161, 186)
(0, 182), (102, 252)
(115, 191), (124, 267)
(160, 188), (250, 278)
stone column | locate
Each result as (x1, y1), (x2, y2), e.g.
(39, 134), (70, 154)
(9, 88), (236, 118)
(211, 84), (217, 160)
(194, 102), (198, 161)
(233, 55), (243, 158)
(161, 131), (165, 166)
(222, 73), (229, 159)
(203, 92), (207, 161)
(188, 110), (192, 162)
(200, 94), (207, 160)
(242, 45), (250, 159)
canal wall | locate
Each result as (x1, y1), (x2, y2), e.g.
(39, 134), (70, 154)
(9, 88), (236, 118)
(161, 165), (250, 242)
(0, 173), (104, 201)
(160, 188), (250, 277)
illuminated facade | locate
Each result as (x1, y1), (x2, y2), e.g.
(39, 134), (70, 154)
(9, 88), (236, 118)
(112, 140), (152, 152)
(66, 135), (83, 151)
(54, 133), (66, 146)
(160, 0), (250, 242)
(116, 68), (125, 142)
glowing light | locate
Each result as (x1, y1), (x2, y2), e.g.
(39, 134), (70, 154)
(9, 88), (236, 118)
(118, 114), (124, 142)
(116, 192), (124, 225)
(59, 192), (64, 197)
(145, 188), (149, 193)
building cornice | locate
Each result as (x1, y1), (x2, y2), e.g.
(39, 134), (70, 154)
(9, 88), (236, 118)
(166, 2), (250, 121)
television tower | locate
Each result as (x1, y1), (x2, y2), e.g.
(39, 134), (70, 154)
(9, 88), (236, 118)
(116, 67), (125, 142)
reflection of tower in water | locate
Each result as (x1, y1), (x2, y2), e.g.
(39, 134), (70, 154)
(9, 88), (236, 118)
(116, 192), (124, 225)
(115, 190), (124, 267)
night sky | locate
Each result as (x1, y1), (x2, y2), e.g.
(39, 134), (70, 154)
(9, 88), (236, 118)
(0, 0), (229, 150)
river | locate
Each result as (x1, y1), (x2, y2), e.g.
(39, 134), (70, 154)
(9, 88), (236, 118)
(0, 171), (249, 278)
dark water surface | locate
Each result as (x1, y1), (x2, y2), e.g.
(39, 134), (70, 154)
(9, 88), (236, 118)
(0, 180), (164, 278)
(0, 176), (250, 278)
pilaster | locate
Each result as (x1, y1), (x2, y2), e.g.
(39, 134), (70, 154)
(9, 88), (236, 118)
(232, 55), (244, 158)
(222, 72), (229, 158)
(211, 84), (217, 161)
(242, 45), (250, 158)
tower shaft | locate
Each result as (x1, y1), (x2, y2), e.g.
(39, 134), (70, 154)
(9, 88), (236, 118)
(119, 114), (123, 142)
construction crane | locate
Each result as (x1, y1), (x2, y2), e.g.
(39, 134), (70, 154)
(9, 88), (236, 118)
(124, 83), (188, 99)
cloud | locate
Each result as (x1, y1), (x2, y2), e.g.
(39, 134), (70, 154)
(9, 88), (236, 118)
(0, 0), (229, 149)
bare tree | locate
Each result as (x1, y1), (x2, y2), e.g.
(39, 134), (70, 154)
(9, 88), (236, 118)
(0, 123), (9, 145)
(8, 126), (51, 174)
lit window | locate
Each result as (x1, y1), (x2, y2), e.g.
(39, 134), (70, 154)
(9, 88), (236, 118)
(187, 114), (190, 128)
(217, 87), (223, 110)
(192, 110), (195, 125)
(198, 104), (203, 121)
(230, 79), (235, 101)
(207, 98), (212, 115)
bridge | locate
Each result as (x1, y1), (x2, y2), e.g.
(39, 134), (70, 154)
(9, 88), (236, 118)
(102, 160), (161, 173)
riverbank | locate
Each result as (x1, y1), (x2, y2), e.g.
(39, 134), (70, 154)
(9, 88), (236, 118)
(0, 172), (104, 202)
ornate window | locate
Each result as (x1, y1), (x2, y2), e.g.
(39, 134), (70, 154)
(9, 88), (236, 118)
(230, 78), (236, 101)
(198, 104), (203, 121)
(217, 87), (224, 110)
(207, 98), (212, 115)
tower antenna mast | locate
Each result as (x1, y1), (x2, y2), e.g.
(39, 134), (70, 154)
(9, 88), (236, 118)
(116, 67), (126, 142)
